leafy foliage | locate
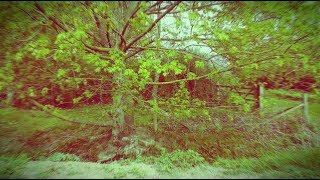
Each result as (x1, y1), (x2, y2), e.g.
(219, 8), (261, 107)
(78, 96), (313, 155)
(157, 84), (210, 121)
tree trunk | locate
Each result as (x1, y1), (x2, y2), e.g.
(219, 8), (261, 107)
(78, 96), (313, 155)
(6, 86), (13, 107)
(152, 74), (160, 132)
(112, 72), (125, 137)
(151, 4), (162, 133)
(253, 84), (260, 110)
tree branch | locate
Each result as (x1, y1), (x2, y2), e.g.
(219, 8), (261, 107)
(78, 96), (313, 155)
(85, 1), (109, 48)
(106, 24), (113, 47)
(148, 2), (226, 14)
(124, 1), (181, 52)
(111, 28), (126, 50)
(81, 38), (110, 54)
(86, 32), (104, 47)
(34, 2), (67, 32)
(147, 55), (283, 85)
(18, 7), (39, 21)
(124, 39), (155, 60)
(284, 34), (310, 53)
(121, 2), (141, 39)
(130, 46), (213, 62)
(145, 1), (163, 13)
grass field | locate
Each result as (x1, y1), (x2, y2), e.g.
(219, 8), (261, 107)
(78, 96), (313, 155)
(0, 108), (68, 137)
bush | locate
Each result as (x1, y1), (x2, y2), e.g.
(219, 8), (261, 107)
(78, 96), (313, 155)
(46, 152), (81, 162)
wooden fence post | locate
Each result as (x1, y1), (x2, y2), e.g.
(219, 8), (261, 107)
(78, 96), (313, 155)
(259, 83), (264, 115)
(303, 93), (309, 122)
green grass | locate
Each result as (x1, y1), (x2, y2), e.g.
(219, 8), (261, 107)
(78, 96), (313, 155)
(0, 154), (30, 178)
(55, 105), (114, 126)
(2, 148), (319, 179)
(0, 108), (67, 137)
(262, 97), (301, 116)
(309, 103), (320, 129)
(265, 89), (320, 100)
(0, 153), (259, 179)
(265, 89), (304, 99)
(263, 89), (320, 129)
(213, 147), (320, 178)
(135, 149), (207, 173)
(0, 105), (116, 136)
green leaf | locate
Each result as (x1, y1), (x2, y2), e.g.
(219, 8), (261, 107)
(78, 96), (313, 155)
(217, 32), (229, 41)
(41, 87), (49, 96)
(230, 46), (238, 54)
(189, 11), (198, 20)
(74, 30), (86, 40)
(73, 97), (83, 104)
(243, 103), (251, 113)
(195, 61), (205, 69)
(83, 90), (93, 98)
(251, 63), (258, 69)
(167, 50), (178, 58)
(183, 54), (193, 62)
(138, 68), (150, 79)
(14, 52), (24, 62)
(187, 72), (197, 79)
(276, 58), (284, 67)
(32, 48), (50, 59)
(28, 87), (36, 97)
(57, 69), (67, 79)
(95, 67), (101, 73)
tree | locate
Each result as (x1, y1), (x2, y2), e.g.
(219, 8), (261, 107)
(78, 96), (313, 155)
(1, 1), (319, 133)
